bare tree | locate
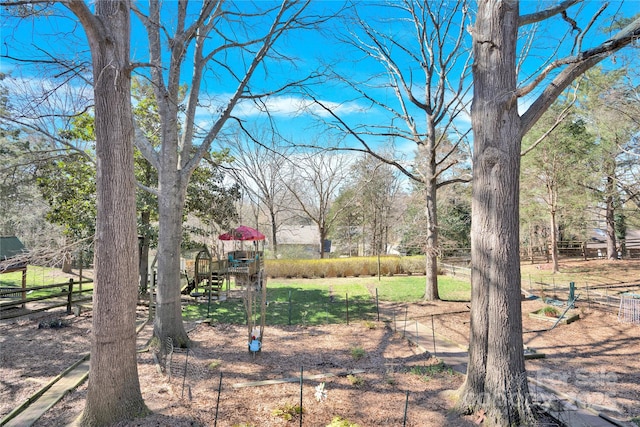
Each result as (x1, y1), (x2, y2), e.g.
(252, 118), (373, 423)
(343, 155), (405, 257)
(459, 2), (640, 424)
(285, 150), (352, 258)
(131, 1), (337, 345)
(308, 0), (473, 300)
(227, 129), (292, 257)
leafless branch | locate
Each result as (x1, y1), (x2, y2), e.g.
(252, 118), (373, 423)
(521, 16), (640, 135)
(518, 0), (580, 27)
(521, 89), (577, 157)
(0, 114), (96, 164)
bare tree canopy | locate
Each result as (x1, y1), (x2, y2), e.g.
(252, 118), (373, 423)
(301, 0), (474, 300)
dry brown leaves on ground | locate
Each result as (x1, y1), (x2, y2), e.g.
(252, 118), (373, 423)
(4, 313), (474, 427)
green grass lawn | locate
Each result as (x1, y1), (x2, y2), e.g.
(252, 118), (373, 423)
(0, 265), (93, 299)
(373, 275), (471, 302)
(182, 275), (471, 324)
(2, 265), (469, 324)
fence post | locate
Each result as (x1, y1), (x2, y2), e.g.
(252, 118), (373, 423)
(299, 366), (304, 427)
(403, 306), (408, 337)
(403, 391), (409, 426)
(67, 278), (74, 314)
(569, 282), (575, 307)
(431, 314), (436, 357)
(21, 269), (27, 309)
(346, 293), (349, 325)
(288, 290), (292, 326)
(149, 270), (156, 320)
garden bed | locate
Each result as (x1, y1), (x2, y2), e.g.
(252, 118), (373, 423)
(528, 307), (580, 324)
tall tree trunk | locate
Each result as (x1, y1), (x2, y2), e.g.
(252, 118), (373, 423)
(139, 209), (151, 293)
(270, 210), (278, 257)
(154, 173), (190, 346)
(605, 174), (617, 260)
(424, 120), (440, 300)
(425, 177), (440, 300)
(549, 182), (559, 273)
(319, 226), (326, 259)
(458, 1), (532, 424)
(615, 210), (626, 260)
(550, 208), (559, 273)
(74, 1), (147, 424)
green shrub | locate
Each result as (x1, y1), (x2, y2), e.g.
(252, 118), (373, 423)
(271, 403), (303, 421)
(346, 374), (365, 388)
(363, 321), (377, 330)
(407, 361), (453, 381)
(207, 360), (222, 371)
(541, 306), (559, 317)
(350, 346), (365, 360)
(326, 416), (360, 427)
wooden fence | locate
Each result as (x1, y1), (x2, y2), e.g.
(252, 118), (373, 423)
(520, 238), (640, 263)
(440, 263), (471, 279)
(0, 278), (93, 320)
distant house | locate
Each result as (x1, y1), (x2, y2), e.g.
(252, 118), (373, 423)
(584, 229), (640, 259)
(0, 236), (28, 273)
(276, 225), (323, 258)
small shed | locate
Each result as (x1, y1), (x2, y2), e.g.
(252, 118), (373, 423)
(0, 236), (27, 273)
(0, 236), (28, 302)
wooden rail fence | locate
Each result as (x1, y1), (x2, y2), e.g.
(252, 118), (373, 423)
(0, 278), (93, 320)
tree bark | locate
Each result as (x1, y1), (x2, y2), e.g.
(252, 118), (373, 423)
(548, 182), (559, 273)
(424, 176), (440, 300)
(139, 209), (151, 294)
(270, 210), (278, 257)
(550, 208), (559, 274)
(605, 172), (618, 260)
(457, 6), (639, 424)
(424, 124), (440, 300)
(70, 0), (148, 424)
(154, 170), (190, 346)
(458, 1), (532, 424)
(319, 226), (327, 259)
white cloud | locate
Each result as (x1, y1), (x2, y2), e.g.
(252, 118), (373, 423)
(241, 95), (368, 118)
(199, 94), (367, 119)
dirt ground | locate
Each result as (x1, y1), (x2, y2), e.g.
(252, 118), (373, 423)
(409, 298), (640, 421)
(1, 261), (639, 426)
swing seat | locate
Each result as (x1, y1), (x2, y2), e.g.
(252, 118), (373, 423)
(249, 339), (261, 352)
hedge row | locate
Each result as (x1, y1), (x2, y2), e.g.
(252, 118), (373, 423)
(264, 255), (427, 279)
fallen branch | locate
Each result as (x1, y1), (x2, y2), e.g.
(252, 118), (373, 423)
(232, 369), (366, 388)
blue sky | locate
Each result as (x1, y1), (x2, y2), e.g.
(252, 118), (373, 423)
(1, 1), (638, 162)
